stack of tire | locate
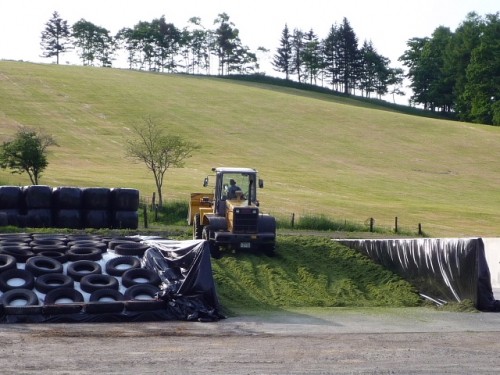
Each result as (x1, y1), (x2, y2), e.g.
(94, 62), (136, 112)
(0, 185), (139, 229)
(0, 233), (165, 317)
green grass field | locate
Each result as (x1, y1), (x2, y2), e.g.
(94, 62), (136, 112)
(1, 61), (500, 237)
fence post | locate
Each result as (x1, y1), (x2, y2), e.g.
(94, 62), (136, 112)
(291, 213), (295, 228)
(370, 217), (374, 232)
(151, 192), (156, 211)
(394, 216), (398, 233)
(143, 205), (148, 228)
(418, 223), (422, 235)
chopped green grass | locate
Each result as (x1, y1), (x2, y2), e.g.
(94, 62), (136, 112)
(212, 235), (422, 312)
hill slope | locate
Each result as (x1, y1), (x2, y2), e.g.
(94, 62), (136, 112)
(1, 61), (500, 237)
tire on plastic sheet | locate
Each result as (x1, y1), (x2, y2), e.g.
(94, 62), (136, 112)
(36, 250), (68, 263)
(121, 268), (161, 288)
(25, 256), (64, 276)
(35, 273), (74, 294)
(66, 247), (102, 261)
(80, 274), (119, 293)
(86, 288), (125, 314)
(0, 254), (17, 273)
(114, 242), (149, 257)
(44, 287), (84, 305)
(0, 246), (35, 262)
(0, 268), (35, 291)
(66, 260), (102, 281)
(124, 283), (161, 300)
(105, 256), (141, 276)
(68, 240), (107, 252)
(0, 288), (39, 306)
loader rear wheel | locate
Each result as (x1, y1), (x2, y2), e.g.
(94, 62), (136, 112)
(193, 214), (202, 240)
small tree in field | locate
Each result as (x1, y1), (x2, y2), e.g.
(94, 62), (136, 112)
(126, 117), (196, 208)
(0, 127), (58, 185)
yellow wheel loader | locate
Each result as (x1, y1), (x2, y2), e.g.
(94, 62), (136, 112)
(188, 167), (276, 258)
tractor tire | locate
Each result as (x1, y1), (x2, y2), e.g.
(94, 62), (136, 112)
(193, 214), (202, 239)
(202, 226), (221, 259)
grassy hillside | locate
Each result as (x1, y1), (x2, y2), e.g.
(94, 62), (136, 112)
(1, 61), (500, 237)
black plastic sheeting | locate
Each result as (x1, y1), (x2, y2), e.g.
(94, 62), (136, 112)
(338, 238), (500, 312)
(0, 239), (224, 323)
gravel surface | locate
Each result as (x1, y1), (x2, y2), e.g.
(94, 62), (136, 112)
(1, 307), (500, 374)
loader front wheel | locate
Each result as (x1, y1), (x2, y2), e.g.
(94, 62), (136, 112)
(193, 214), (202, 239)
(202, 226), (221, 259)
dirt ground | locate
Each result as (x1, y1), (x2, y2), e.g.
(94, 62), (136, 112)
(1, 307), (500, 374)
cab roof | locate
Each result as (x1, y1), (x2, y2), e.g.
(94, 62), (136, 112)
(212, 167), (257, 174)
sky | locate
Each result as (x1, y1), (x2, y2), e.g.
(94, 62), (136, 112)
(0, 0), (498, 103)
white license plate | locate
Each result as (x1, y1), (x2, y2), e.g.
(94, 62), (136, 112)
(240, 242), (251, 249)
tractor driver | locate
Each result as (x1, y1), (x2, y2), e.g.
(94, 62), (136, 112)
(227, 179), (242, 199)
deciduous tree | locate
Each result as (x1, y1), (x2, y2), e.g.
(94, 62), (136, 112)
(126, 117), (197, 207)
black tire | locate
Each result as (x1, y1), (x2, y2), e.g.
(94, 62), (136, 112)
(36, 250), (68, 264)
(114, 242), (149, 257)
(44, 288), (84, 305)
(52, 186), (83, 209)
(89, 288), (125, 302)
(110, 188), (140, 211)
(112, 210), (138, 230)
(0, 254), (17, 273)
(66, 260), (102, 281)
(202, 227), (221, 259)
(31, 244), (69, 254)
(68, 240), (107, 252)
(123, 284), (160, 300)
(25, 256), (64, 277)
(80, 274), (119, 293)
(23, 185), (52, 209)
(0, 288), (39, 306)
(26, 209), (52, 228)
(108, 238), (139, 250)
(0, 186), (23, 209)
(29, 239), (65, 247)
(83, 210), (111, 229)
(35, 273), (74, 294)
(54, 209), (82, 229)
(66, 247), (102, 261)
(1, 246), (35, 262)
(88, 289), (125, 313)
(193, 214), (202, 239)
(121, 268), (161, 288)
(105, 256), (141, 276)
(0, 268), (35, 291)
(82, 187), (111, 210)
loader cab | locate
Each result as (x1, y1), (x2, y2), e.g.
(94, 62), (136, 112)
(205, 168), (264, 216)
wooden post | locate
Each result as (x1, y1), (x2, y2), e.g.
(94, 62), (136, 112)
(418, 223), (422, 235)
(151, 192), (156, 211)
(143, 205), (148, 228)
(291, 213), (295, 228)
(394, 216), (398, 233)
(370, 217), (374, 232)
